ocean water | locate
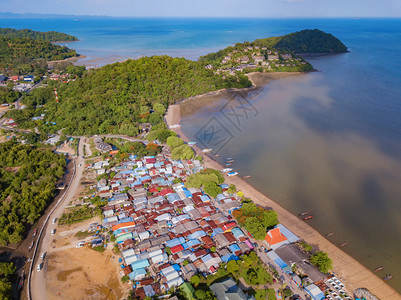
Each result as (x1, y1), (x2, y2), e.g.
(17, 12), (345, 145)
(1, 16), (401, 292)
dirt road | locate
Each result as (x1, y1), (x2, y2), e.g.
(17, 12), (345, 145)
(30, 139), (85, 300)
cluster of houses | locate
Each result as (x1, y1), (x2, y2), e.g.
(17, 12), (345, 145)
(208, 46), (307, 75)
(95, 150), (259, 299)
(89, 144), (351, 300)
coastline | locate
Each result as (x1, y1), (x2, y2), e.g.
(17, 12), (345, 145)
(47, 54), (86, 66)
(165, 75), (401, 299)
(179, 72), (304, 118)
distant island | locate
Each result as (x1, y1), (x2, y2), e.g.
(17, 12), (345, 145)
(0, 27), (78, 42)
(4, 29), (347, 137)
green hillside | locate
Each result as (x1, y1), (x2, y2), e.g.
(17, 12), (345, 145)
(0, 28), (77, 42)
(10, 55), (251, 135)
(0, 36), (78, 74)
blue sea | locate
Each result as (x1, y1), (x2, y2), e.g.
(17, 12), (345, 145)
(1, 17), (401, 292)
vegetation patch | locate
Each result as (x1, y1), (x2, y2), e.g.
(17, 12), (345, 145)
(0, 141), (65, 244)
(233, 202), (278, 240)
(59, 206), (100, 226)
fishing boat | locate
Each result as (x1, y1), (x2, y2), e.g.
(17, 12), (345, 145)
(215, 154), (220, 157)
(374, 266), (385, 272)
(225, 157), (233, 161)
(225, 163), (232, 167)
(326, 232), (335, 237)
(298, 211), (311, 216)
(226, 159), (235, 163)
(383, 274), (392, 281)
(303, 215), (314, 220)
(169, 124), (181, 128)
(202, 148), (212, 153)
(221, 168), (233, 173)
(187, 141), (197, 146)
(339, 241), (348, 247)
(243, 175), (252, 179)
(227, 171), (238, 177)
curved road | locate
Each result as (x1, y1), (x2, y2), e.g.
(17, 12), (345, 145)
(30, 139), (85, 300)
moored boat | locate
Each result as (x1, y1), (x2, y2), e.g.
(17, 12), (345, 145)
(243, 175), (251, 179)
(188, 141), (197, 146)
(303, 215), (314, 220)
(202, 148), (212, 153)
(374, 266), (385, 272)
(383, 274), (392, 281)
(298, 211), (311, 216)
(326, 232), (335, 237)
(227, 171), (238, 177)
(221, 168), (233, 173)
(339, 241), (348, 247)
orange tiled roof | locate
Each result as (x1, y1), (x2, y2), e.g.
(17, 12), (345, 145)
(265, 227), (287, 245)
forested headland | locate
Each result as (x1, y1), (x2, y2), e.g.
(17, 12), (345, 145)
(0, 36), (78, 75)
(0, 28), (78, 42)
(200, 29), (347, 68)
(0, 141), (66, 245)
(253, 29), (348, 54)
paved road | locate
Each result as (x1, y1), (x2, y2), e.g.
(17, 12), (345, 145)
(30, 139), (85, 300)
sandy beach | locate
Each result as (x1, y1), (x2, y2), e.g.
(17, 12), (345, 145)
(165, 73), (401, 299)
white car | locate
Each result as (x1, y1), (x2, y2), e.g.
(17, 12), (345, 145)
(76, 241), (85, 248)
(52, 218), (57, 224)
(41, 252), (46, 259)
(51, 229), (56, 235)
(37, 263), (42, 271)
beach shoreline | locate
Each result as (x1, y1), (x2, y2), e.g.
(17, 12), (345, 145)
(164, 73), (401, 299)
(179, 71), (304, 118)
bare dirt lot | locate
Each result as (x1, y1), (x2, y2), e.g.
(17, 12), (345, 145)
(45, 218), (129, 300)
(46, 247), (127, 300)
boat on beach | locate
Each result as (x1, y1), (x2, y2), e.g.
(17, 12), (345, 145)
(227, 171), (238, 176)
(187, 141), (197, 146)
(169, 124), (181, 128)
(374, 266), (385, 272)
(303, 215), (314, 220)
(339, 241), (348, 247)
(221, 168), (233, 173)
(383, 274), (392, 281)
(202, 148), (212, 153)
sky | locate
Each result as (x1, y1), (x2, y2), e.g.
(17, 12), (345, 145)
(0, 0), (400, 18)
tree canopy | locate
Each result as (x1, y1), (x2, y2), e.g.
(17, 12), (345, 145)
(233, 202), (279, 240)
(12, 55), (250, 136)
(0, 141), (66, 244)
(0, 36), (78, 74)
(309, 251), (333, 273)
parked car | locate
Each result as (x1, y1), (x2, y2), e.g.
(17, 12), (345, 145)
(51, 229), (56, 235)
(76, 241), (85, 248)
(37, 263), (42, 271)
(41, 252), (46, 259)
(52, 218), (57, 224)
